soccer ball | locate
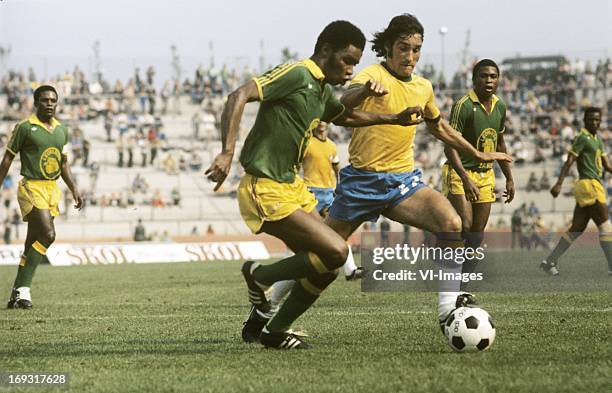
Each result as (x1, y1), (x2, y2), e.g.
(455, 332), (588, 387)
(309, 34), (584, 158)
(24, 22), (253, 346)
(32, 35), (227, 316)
(444, 307), (496, 352)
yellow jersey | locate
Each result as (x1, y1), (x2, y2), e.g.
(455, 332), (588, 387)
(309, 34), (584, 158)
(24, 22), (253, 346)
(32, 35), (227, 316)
(302, 136), (339, 188)
(348, 63), (440, 173)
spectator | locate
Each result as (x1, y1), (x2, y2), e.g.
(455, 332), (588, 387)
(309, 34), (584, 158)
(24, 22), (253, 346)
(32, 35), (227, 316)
(192, 112), (202, 140)
(89, 162), (100, 191)
(148, 127), (159, 165)
(104, 112), (113, 142)
(539, 171), (550, 191)
(526, 172), (539, 192)
(3, 219), (11, 244)
(511, 203), (526, 249)
(151, 189), (165, 208)
(131, 174), (149, 194)
(134, 219), (147, 241)
(188, 152), (203, 171)
(171, 187), (181, 206)
(162, 153), (178, 175)
(206, 224), (215, 236)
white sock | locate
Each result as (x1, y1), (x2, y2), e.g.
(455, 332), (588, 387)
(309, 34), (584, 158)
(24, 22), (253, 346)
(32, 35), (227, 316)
(270, 280), (295, 312)
(342, 246), (357, 276)
(438, 291), (459, 321)
(16, 287), (31, 301)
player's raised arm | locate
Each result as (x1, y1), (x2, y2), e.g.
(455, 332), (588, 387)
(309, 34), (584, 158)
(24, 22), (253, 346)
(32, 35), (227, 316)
(60, 153), (83, 210)
(340, 79), (389, 108)
(550, 153), (577, 198)
(332, 105), (423, 128)
(426, 118), (512, 163)
(205, 80), (259, 191)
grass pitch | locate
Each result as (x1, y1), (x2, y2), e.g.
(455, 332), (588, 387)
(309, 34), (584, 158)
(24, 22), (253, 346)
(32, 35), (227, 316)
(0, 248), (610, 393)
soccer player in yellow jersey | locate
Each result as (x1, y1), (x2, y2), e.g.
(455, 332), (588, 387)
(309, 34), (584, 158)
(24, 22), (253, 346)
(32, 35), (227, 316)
(0, 85), (83, 309)
(324, 14), (512, 329)
(303, 121), (340, 216)
(442, 59), (514, 280)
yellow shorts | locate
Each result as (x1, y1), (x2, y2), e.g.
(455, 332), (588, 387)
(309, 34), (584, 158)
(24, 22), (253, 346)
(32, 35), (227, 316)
(441, 164), (496, 203)
(237, 174), (318, 233)
(17, 178), (62, 221)
(574, 179), (606, 207)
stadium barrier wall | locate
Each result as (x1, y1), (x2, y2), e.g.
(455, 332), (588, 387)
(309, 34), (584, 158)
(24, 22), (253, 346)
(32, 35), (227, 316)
(0, 241), (270, 266)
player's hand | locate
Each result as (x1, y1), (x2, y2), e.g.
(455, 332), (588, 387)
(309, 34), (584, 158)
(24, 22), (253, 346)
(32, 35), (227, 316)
(550, 183), (562, 198)
(461, 176), (480, 203)
(395, 106), (424, 126)
(205, 152), (233, 191)
(504, 179), (515, 203)
(363, 79), (389, 97)
(73, 190), (84, 210)
(478, 151), (513, 163)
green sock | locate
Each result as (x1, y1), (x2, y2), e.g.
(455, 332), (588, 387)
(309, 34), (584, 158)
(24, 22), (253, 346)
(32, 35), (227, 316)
(599, 234), (612, 271)
(266, 281), (318, 332)
(253, 251), (321, 286)
(546, 233), (576, 263)
(14, 242), (47, 288)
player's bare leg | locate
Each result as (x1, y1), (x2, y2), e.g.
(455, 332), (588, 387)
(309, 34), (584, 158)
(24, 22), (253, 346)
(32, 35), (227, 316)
(382, 187), (470, 324)
(447, 194), (473, 234)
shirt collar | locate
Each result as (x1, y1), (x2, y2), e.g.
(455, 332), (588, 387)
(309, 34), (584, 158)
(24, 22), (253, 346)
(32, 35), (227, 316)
(381, 62), (412, 82)
(468, 89), (499, 113)
(302, 59), (325, 81)
(28, 114), (61, 132)
(580, 128), (597, 139)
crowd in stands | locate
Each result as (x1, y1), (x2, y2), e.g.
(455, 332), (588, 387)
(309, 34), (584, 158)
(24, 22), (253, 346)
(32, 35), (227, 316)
(0, 55), (610, 239)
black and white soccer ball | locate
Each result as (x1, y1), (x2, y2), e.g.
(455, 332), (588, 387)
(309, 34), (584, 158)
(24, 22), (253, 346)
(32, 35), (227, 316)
(444, 307), (496, 352)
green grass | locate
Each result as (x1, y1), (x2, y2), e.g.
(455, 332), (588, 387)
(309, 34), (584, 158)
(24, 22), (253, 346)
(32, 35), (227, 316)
(0, 250), (610, 393)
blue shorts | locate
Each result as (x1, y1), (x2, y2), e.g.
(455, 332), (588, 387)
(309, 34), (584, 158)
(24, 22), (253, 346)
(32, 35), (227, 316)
(329, 166), (426, 222)
(308, 187), (335, 212)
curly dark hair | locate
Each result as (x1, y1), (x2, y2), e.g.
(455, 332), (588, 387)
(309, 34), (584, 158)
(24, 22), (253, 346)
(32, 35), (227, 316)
(472, 59), (500, 80)
(33, 84), (58, 102)
(371, 14), (424, 58)
(314, 20), (366, 54)
(583, 106), (602, 121)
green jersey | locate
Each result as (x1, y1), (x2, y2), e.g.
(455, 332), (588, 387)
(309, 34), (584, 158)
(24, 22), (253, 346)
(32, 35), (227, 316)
(569, 128), (606, 181)
(7, 114), (69, 180)
(449, 90), (506, 170)
(239, 59), (345, 183)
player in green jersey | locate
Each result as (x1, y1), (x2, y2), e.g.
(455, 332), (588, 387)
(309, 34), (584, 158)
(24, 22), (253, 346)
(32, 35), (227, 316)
(206, 20), (424, 349)
(442, 59), (514, 279)
(542, 107), (612, 275)
(0, 85), (83, 309)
